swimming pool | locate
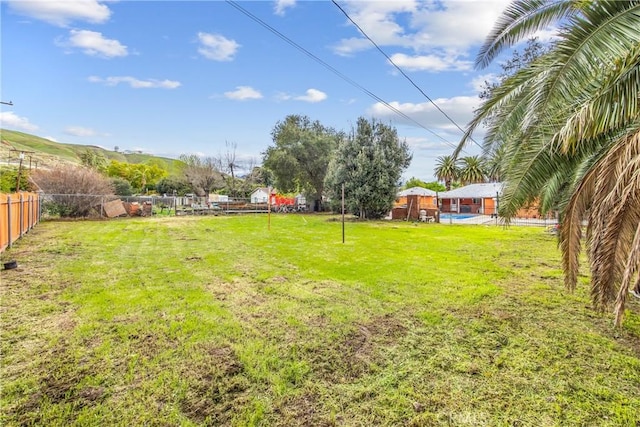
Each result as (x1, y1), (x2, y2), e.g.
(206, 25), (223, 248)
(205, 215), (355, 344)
(439, 213), (478, 220)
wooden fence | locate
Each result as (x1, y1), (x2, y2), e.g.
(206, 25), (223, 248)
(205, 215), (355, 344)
(0, 192), (41, 253)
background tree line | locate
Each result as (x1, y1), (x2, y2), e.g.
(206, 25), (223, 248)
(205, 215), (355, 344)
(262, 114), (412, 219)
(6, 113), (414, 221)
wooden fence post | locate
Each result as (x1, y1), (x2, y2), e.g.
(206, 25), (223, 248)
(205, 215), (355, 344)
(19, 193), (24, 238)
(28, 195), (32, 232)
(7, 195), (12, 249)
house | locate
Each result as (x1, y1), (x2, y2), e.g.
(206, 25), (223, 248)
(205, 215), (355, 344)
(250, 187), (272, 204)
(395, 187), (437, 208)
(438, 183), (503, 215)
(438, 182), (555, 219)
(392, 187), (438, 220)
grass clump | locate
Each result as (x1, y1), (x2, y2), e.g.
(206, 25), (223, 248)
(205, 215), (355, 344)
(1, 215), (638, 426)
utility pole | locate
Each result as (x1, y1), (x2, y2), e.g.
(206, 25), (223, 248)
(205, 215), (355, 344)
(10, 149), (35, 191)
(15, 152), (24, 191)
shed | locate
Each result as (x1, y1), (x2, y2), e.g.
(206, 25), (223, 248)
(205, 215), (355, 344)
(250, 187), (272, 204)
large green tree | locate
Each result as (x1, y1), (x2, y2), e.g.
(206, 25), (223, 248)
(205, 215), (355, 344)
(403, 177), (446, 192)
(458, 0), (640, 325)
(325, 117), (411, 219)
(263, 115), (341, 211)
(106, 160), (167, 193)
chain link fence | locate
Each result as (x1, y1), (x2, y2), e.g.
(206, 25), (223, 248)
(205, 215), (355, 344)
(37, 193), (560, 230)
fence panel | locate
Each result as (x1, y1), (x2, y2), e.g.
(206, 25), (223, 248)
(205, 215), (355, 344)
(0, 192), (41, 253)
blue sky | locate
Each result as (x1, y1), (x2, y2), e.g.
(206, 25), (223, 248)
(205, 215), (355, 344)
(1, 0), (522, 181)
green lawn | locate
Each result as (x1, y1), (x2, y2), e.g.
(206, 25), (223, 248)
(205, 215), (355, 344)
(1, 215), (638, 426)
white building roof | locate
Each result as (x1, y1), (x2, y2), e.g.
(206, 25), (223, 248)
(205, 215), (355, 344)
(397, 186), (437, 197)
(439, 182), (503, 199)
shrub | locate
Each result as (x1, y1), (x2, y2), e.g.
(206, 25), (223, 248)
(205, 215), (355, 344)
(111, 178), (133, 196)
(0, 167), (33, 192)
(32, 165), (115, 217)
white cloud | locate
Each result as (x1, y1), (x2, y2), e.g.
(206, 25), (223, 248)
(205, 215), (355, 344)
(88, 76), (181, 89)
(532, 27), (560, 44)
(224, 86), (263, 101)
(6, 0), (112, 27)
(332, 37), (373, 57)
(409, 1), (512, 50)
(59, 30), (128, 58)
(274, 92), (292, 102)
(367, 95), (479, 134)
(333, 1), (416, 56)
(274, 0), (296, 16)
(389, 53), (471, 72)
(275, 89), (328, 103)
(64, 126), (98, 137)
(333, 1), (512, 72)
(0, 111), (39, 132)
(197, 32), (240, 61)
(469, 73), (498, 93)
(294, 89), (327, 103)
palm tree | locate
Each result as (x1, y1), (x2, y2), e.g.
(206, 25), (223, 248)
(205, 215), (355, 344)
(434, 155), (459, 190)
(458, 0), (640, 325)
(457, 156), (486, 185)
(483, 144), (506, 182)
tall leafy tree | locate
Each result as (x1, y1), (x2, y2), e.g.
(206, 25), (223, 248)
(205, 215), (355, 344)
(457, 156), (486, 185)
(79, 149), (107, 172)
(325, 117), (411, 219)
(106, 160), (167, 193)
(403, 177), (445, 192)
(434, 155), (459, 190)
(263, 115), (341, 211)
(155, 176), (191, 196)
(458, 0), (640, 325)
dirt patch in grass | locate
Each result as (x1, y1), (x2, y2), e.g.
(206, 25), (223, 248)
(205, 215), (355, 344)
(273, 392), (333, 427)
(305, 314), (411, 381)
(8, 339), (105, 425)
(179, 343), (250, 424)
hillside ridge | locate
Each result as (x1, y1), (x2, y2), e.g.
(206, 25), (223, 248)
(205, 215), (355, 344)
(0, 128), (183, 174)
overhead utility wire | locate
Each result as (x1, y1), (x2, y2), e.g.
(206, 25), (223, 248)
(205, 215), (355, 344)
(331, 0), (482, 150)
(225, 0), (467, 153)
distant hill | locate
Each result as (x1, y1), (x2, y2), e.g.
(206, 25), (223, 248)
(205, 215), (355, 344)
(0, 129), (185, 175)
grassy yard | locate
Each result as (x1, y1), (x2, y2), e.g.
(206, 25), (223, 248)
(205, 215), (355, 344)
(1, 215), (639, 426)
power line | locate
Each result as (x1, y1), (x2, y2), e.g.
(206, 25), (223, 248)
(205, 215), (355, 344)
(331, 0), (482, 151)
(225, 0), (467, 153)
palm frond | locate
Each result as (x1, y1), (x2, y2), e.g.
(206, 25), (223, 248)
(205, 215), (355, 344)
(476, 0), (579, 69)
(559, 162), (597, 291)
(554, 46), (640, 152)
(455, 55), (554, 158)
(588, 130), (640, 310)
